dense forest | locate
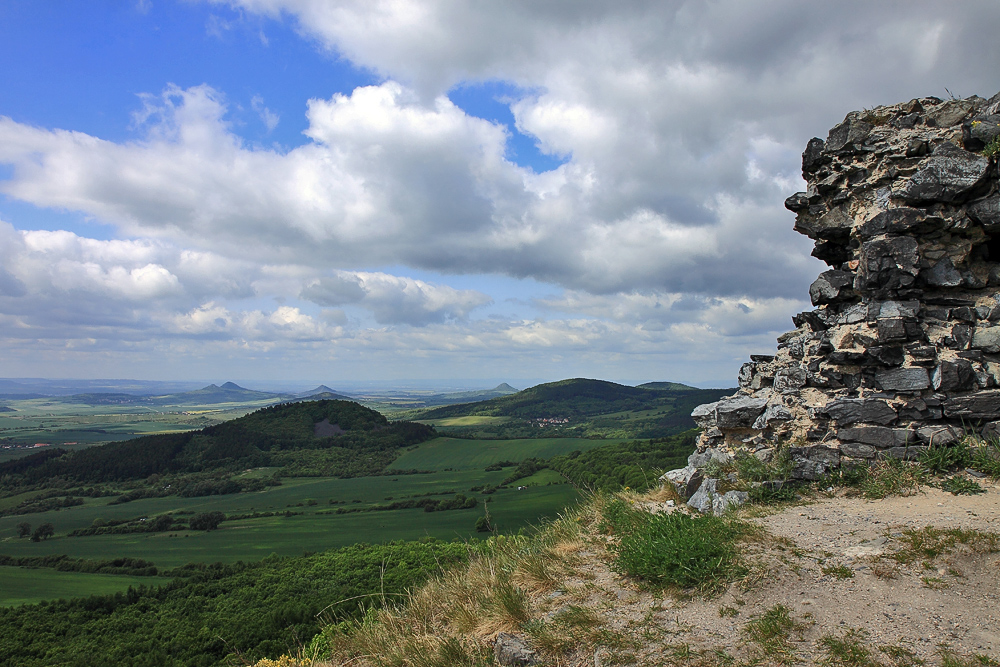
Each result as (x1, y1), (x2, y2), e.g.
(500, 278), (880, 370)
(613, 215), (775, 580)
(0, 540), (469, 667)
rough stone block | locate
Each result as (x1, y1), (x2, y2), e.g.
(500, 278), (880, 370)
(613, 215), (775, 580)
(687, 478), (718, 514)
(495, 633), (538, 667)
(823, 398), (897, 425)
(972, 326), (1000, 354)
(837, 426), (894, 448)
(714, 395), (768, 428)
(916, 425), (964, 447)
(899, 142), (990, 204)
(691, 401), (719, 429)
(875, 367), (930, 392)
(752, 404), (792, 430)
(839, 442), (876, 458)
(944, 390), (1000, 419)
(932, 360), (976, 392)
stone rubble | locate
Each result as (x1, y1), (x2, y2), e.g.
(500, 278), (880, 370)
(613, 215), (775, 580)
(684, 91), (1000, 480)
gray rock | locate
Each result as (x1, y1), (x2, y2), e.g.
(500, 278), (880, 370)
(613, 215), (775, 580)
(899, 142), (990, 204)
(810, 270), (855, 305)
(826, 118), (873, 152)
(981, 420), (1000, 441)
(752, 404), (793, 430)
(712, 491), (749, 516)
(875, 367), (930, 392)
(660, 466), (698, 498)
(840, 442), (877, 458)
(966, 195), (1000, 231)
(687, 450), (712, 468)
(714, 395), (769, 428)
(916, 425), (964, 447)
(796, 206), (853, 240)
(932, 360), (976, 392)
(944, 390), (1000, 419)
(926, 99), (978, 127)
(687, 478), (718, 514)
(872, 300), (920, 319)
(690, 401), (719, 429)
(858, 208), (937, 239)
(495, 633), (537, 667)
(923, 258), (964, 287)
(836, 426), (895, 448)
(773, 368), (807, 392)
(802, 137), (827, 174)
(823, 398), (897, 425)
(972, 326), (1000, 354)
(881, 446), (927, 460)
(855, 237), (920, 291)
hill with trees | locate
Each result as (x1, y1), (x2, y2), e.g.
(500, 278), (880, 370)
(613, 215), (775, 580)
(0, 400), (435, 491)
(417, 378), (732, 439)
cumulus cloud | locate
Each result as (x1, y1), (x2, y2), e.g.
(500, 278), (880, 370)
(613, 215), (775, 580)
(4, 1), (1000, 380)
(301, 271), (492, 325)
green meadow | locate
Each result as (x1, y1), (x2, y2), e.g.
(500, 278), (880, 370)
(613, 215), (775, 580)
(0, 435), (594, 604)
(388, 436), (613, 471)
(0, 567), (172, 607)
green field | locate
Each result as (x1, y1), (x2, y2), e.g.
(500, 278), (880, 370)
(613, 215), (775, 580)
(0, 567), (171, 607)
(0, 478), (579, 570)
(418, 416), (512, 427)
(0, 435), (594, 590)
(388, 436), (614, 471)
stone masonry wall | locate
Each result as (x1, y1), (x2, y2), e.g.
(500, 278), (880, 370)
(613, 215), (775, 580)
(691, 91), (1000, 480)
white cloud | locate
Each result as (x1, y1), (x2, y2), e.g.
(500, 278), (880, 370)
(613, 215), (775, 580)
(4, 1), (1000, 381)
(301, 271), (492, 325)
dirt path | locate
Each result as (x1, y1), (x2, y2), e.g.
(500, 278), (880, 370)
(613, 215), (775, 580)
(540, 482), (1000, 665)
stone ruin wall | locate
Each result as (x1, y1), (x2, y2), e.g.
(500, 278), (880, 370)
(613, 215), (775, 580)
(691, 91), (1000, 481)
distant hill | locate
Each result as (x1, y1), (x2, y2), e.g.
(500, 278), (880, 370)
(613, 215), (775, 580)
(284, 391), (356, 404)
(418, 378), (732, 438)
(636, 381), (698, 391)
(419, 383), (520, 407)
(166, 382), (283, 404)
(49, 382), (290, 407)
(0, 400), (435, 485)
(421, 378), (705, 419)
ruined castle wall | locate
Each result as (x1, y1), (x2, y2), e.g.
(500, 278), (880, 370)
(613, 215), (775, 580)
(692, 92), (1000, 479)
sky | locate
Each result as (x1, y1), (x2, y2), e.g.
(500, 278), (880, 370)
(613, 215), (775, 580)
(1, 1), (999, 390)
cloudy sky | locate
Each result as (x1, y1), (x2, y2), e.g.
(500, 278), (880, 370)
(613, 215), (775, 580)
(0, 1), (998, 389)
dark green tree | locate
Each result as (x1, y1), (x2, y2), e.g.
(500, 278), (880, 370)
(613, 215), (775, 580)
(16, 521), (30, 538)
(31, 522), (54, 542)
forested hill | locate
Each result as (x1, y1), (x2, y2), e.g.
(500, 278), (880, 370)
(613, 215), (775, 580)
(419, 378), (728, 420)
(0, 400), (435, 486)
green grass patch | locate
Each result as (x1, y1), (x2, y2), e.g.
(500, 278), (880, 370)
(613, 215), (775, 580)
(0, 567), (171, 607)
(743, 604), (806, 664)
(602, 499), (748, 593)
(387, 436), (612, 472)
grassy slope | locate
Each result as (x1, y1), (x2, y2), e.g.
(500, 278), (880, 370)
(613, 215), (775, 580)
(387, 436), (615, 471)
(0, 568), (172, 607)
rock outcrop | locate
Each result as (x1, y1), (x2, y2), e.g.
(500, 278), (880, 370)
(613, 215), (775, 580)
(691, 92), (1000, 479)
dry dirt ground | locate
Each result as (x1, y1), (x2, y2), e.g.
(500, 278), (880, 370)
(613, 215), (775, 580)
(533, 482), (1000, 666)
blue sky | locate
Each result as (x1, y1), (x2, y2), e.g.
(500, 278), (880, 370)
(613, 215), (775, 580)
(0, 1), (998, 389)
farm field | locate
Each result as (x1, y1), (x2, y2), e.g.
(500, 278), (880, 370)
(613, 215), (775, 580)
(0, 567), (171, 607)
(0, 435), (591, 600)
(0, 479), (579, 573)
(388, 436), (615, 471)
